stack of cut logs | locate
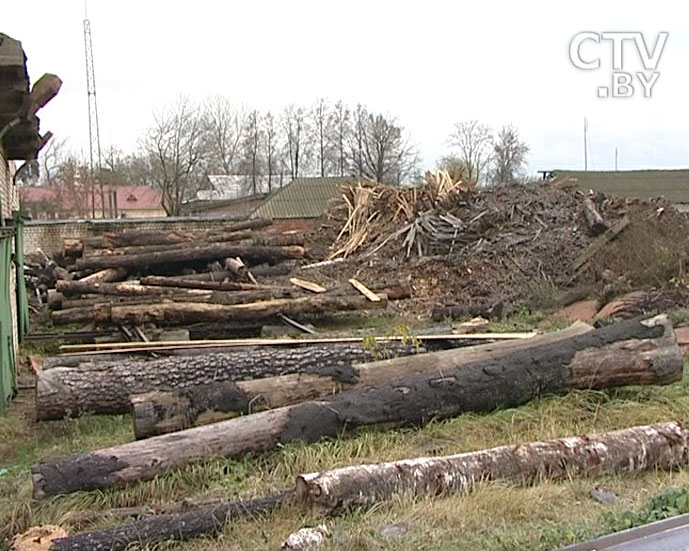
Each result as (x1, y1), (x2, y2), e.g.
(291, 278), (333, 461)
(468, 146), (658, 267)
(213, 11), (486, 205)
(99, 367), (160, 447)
(47, 219), (406, 336)
(29, 315), (689, 551)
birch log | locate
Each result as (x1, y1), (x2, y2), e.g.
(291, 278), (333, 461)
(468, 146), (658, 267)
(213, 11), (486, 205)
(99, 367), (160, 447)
(296, 422), (689, 511)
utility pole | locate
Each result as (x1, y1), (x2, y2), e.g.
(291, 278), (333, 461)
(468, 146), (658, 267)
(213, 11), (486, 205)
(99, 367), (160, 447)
(583, 118), (588, 172)
(84, 9), (104, 218)
(615, 147), (618, 171)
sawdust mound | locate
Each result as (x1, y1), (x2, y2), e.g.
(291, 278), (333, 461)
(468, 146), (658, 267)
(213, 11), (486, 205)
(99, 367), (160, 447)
(307, 171), (689, 316)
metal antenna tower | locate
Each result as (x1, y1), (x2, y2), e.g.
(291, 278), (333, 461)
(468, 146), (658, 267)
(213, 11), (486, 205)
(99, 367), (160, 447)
(84, 11), (104, 217)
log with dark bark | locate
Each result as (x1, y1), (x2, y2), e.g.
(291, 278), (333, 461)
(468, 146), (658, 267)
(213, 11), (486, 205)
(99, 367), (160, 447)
(252, 233), (305, 247)
(74, 244), (304, 271)
(98, 294), (387, 326)
(32, 316), (682, 497)
(582, 197), (609, 236)
(297, 421), (689, 511)
(35, 340), (420, 420)
(161, 263), (295, 282)
(131, 323), (591, 438)
(138, 275), (276, 292)
(51, 288), (300, 325)
(87, 231), (254, 257)
(50, 493), (286, 551)
(85, 219), (273, 249)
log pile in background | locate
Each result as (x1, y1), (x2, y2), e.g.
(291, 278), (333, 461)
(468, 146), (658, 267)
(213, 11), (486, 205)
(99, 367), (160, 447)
(38, 218), (399, 337)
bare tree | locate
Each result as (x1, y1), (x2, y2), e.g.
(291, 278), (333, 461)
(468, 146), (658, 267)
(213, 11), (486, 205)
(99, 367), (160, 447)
(140, 97), (206, 216)
(349, 103), (367, 178)
(312, 98), (332, 176)
(240, 109), (263, 195)
(203, 96), (246, 175)
(282, 104), (311, 178)
(330, 100), (350, 177)
(38, 136), (68, 186)
(491, 125), (529, 184)
(353, 108), (418, 185)
(449, 120), (493, 184)
(263, 111), (279, 193)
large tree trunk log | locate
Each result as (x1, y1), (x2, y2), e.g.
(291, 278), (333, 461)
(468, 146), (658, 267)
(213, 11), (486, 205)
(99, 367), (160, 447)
(98, 294), (387, 326)
(131, 323), (592, 438)
(78, 267), (128, 285)
(49, 494), (286, 551)
(297, 421), (689, 512)
(32, 316), (682, 497)
(35, 340), (420, 420)
(74, 244), (304, 271)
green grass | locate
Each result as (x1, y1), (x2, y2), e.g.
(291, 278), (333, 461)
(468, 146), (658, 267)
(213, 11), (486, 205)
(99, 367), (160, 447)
(3, 316), (689, 551)
(2, 362), (689, 550)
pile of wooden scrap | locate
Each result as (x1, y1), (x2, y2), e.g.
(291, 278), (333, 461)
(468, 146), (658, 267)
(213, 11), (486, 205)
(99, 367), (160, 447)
(27, 315), (689, 550)
(42, 219), (406, 338)
(309, 171), (689, 318)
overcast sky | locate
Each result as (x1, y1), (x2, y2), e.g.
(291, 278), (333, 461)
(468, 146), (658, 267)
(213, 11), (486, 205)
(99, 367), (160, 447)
(3, 1), (688, 176)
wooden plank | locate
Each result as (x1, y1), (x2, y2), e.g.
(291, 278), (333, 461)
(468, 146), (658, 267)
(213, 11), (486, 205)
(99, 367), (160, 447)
(573, 215), (630, 272)
(289, 277), (327, 293)
(58, 332), (539, 355)
(348, 278), (381, 302)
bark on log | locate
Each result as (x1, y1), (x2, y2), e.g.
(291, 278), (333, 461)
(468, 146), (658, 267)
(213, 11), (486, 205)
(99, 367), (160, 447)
(87, 232), (254, 257)
(131, 323), (592, 438)
(100, 294), (387, 326)
(252, 233), (305, 247)
(49, 494), (286, 551)
(582, 198), (609, 236)
(89, 220), (272, 249)
(62, 238), (84, 258)
(297, 421), (689, 512)
(161, 263), (295, 282)
(224, 257), (248, 280)
(35, 340), (420, 420)
(78, 267), (128, 285)
(74, 244), (304, 271)
(138, 275), (276, 292)
(32, 316), (682, 497)
(51, 289), (300, 325)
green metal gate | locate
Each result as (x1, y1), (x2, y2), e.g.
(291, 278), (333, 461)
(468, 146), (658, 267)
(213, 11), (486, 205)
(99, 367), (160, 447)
(0, 231), (17, 413)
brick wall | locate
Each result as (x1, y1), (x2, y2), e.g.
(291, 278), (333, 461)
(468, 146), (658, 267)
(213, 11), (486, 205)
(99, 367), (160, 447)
(23, 215), (253, 256)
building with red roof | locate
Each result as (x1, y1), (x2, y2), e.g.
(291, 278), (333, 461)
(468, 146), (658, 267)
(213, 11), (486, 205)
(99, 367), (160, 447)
(19, 185), (165, 219)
